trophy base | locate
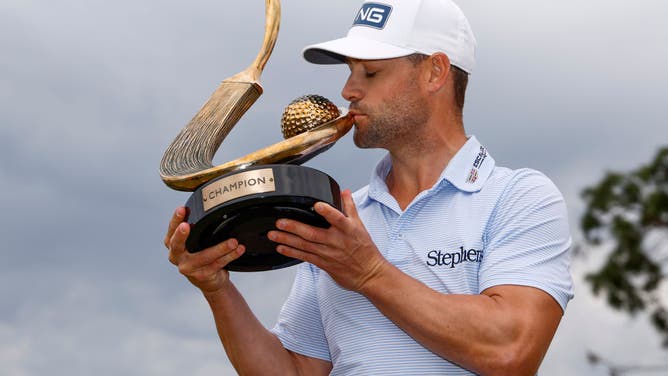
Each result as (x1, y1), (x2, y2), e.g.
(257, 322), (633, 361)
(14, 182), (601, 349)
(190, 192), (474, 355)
(184, 164), (341, 272)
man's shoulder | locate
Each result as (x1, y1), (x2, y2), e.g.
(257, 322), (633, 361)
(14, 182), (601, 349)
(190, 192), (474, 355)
(471, 166), (567, 221)
(483, 166), (568, 227)
(486, 166), (562, 198)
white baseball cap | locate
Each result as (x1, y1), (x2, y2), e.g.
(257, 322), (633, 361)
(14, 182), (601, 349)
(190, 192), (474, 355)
(302, 0), (476, 74)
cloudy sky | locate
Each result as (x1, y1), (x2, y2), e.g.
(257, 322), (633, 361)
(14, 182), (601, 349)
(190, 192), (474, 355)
(2, 0), (667, 374)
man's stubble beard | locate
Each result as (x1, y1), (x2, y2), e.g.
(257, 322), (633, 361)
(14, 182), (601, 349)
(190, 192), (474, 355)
(352, 78), (430, 151)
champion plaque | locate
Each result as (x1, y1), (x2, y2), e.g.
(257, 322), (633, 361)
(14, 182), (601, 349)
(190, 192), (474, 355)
(159, 0), (353, 271)
(185, 164), (341, 271)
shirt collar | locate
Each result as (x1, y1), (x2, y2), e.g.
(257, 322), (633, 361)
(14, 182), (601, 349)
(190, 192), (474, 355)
(362, 136), (496, 206)
(362, 154), (393, 208)
(441, 136), (496, 193)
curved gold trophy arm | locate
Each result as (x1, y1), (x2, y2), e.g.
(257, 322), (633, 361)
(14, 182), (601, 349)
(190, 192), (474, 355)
(159, 0), (279, 190)
(162, 113), (353, 191)
(159, 0), (353, 192)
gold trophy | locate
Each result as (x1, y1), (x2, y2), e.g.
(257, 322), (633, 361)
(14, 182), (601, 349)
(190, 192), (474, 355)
(160, 0), (353, 271)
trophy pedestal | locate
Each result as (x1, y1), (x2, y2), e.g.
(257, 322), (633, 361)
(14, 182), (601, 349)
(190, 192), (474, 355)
(184, 164), (341, 272)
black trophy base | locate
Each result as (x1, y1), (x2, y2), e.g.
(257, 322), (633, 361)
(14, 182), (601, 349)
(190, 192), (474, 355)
(184, 164), (341, 272)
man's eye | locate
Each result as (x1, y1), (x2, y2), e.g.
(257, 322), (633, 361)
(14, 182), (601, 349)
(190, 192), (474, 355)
(365, 71), (377, 78)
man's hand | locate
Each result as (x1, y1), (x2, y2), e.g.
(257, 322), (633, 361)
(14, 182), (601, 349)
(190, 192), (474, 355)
(268, 190), (388, 292)
(164, 207), (246, 295)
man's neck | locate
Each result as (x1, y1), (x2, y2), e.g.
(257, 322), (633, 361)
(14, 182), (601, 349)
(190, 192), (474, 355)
(385, 129), (467, 210)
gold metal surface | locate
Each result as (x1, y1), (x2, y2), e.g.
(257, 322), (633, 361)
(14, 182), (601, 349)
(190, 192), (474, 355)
(202, 168), (276, 212)
(161, 113), (353, 191)
(160, 0), (281, 187)
(281, 95), (341, 139)
(159, 0), (353, 192)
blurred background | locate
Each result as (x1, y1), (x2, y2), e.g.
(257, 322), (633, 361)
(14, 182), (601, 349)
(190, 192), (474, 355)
(2, 0), (666, 374)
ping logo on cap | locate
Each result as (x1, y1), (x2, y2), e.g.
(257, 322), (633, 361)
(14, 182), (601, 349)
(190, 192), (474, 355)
(353, 3), (392, 29)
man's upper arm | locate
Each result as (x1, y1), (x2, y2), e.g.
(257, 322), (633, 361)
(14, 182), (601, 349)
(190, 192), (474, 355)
(481, 284), (564, 368)
(289, 351), (332, 376)
(480, 169), (574, 310)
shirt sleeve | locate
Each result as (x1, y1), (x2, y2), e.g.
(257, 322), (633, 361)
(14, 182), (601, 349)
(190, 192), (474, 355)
(478, 169), (575, 311)
(270, 263), (331, 361)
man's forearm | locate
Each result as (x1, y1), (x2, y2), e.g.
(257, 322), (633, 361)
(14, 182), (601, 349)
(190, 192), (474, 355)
(203, 281), (300, 375)
(359, 262), (562, 376)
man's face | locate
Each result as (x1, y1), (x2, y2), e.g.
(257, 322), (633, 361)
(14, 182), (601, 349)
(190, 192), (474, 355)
(342, 57), (430, 150)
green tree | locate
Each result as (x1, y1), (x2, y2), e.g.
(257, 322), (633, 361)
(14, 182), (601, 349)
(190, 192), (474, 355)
(581, 147), (668, 347)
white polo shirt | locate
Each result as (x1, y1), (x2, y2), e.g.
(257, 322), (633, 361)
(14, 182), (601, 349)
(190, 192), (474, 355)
(271, 136), (574, 375)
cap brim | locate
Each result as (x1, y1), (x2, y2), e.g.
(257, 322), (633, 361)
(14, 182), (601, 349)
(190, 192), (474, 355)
(303, 36), (416, 65)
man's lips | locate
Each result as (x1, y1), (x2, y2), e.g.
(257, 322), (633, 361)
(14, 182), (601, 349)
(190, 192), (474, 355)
(347, 109), (366, 120)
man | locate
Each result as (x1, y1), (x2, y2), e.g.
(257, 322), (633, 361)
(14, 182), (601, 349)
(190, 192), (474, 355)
(165, 0), (574, 374)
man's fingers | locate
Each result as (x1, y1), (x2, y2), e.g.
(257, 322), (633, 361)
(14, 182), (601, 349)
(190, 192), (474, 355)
(314, 199), (351, 231)
(202, 244), (245, 274)
(168, 222), (190, 265)
(276, 244), (320, 266)
(275, 218), (330, 246)
(177, 238), (240, 271)
(182, 245), (244, 277)
(164, 207), (187, 248)
(198, 239), (240, 266)
(340, 189), (360, 220)
(269, 229), (323, 254)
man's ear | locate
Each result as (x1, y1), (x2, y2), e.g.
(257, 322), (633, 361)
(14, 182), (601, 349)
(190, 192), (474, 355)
(426, 53), (451, 92)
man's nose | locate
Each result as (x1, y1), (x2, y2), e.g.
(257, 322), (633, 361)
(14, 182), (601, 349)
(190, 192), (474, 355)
(341, 74), (363, 103)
